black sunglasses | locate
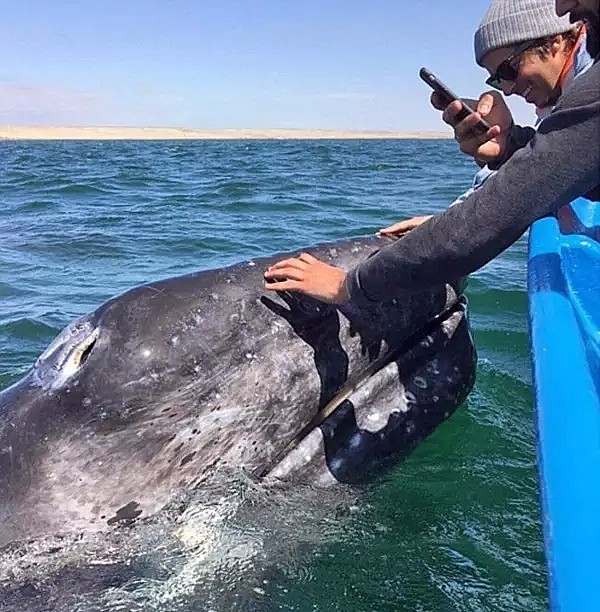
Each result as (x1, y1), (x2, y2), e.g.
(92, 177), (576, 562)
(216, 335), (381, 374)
(485, 40), (539, 90)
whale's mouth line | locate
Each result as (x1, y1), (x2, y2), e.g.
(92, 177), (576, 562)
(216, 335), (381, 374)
(257, 299), (465, 479)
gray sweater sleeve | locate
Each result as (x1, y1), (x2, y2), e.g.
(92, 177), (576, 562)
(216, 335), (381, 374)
(347, 61), (600, 305)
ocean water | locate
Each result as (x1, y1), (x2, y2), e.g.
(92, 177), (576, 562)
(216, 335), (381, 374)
(0, 140), (545, 610)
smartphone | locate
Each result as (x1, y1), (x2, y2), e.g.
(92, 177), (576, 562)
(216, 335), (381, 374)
(419, 67), (490, 132)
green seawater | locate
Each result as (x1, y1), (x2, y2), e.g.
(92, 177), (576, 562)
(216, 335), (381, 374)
(0, 140), (546, 610)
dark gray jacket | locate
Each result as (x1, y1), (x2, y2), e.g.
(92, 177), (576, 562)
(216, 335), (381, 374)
(347, 60), (600, 305)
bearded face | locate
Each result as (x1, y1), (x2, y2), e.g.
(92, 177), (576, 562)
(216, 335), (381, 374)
(556, 0), (600, 55)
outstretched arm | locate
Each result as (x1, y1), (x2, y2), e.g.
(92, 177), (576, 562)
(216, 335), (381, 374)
(348, 63), (600, 305)
(265, 64), (599, 305)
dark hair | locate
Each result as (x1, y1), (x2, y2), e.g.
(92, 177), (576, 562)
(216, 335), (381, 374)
(528, 23), (584, 58)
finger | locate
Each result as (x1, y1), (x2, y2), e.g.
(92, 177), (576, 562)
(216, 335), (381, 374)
(264, 266), (307, 282)
(477, 92), (495, 116)
(298, 252), (317, 264)
(460, 97), (480, 109)
(264, 279), (302, 293)
(430, 92), (447, 110)
(378, 229), (405, 237)
(441, 100), (464, 126)
(389, 224), (413, 234)
(379, 221), (405, 234)
(454, 112), (493, 141)
(264, 271), (293, 284)
(456, 132), (492, 156)
(486, 125), (502, 138)
(378, 232), (402, 242)
(453, 113), (481, 140)
(266, 257), (308, 272)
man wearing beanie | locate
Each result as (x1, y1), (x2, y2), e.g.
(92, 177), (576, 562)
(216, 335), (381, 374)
(379, 0), (591, 238)
(264, 0), (599, 308)
(474, 0), (575, 66)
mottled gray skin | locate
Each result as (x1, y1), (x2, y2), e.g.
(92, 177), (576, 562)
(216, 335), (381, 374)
(0, 235), (476, 547)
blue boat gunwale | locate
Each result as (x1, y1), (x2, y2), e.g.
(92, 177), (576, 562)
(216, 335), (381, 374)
(528, 197), (600, 611)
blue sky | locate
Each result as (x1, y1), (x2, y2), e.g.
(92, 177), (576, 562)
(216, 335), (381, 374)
(1, 0), (535, 131)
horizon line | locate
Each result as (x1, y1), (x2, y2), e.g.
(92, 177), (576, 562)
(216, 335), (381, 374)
(0, 125), (454, 141)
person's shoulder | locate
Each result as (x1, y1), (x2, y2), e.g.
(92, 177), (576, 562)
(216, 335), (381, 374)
(556, 60), (600, 109)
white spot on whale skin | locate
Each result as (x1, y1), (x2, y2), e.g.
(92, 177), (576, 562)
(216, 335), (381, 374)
(367, 413), (386, 426)
(245, 352), (257, 360)
(413, 376), (428, 389)
(420, 334), (434, 348)
(426, 359), (440, 375)
(169, 335), (180, 347)
(402, 391), (417, 412)
(441, 320), (453, 335)
(349, 433), (362, 449)
(247, 261), (256, 267)
(330, 458), (344, 471)
(270, 321), (285, 335)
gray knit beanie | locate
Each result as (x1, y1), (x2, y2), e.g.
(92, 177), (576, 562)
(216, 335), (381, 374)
(474, 0), (573, 65)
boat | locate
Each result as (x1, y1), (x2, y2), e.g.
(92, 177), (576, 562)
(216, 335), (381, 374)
(528, 196), (600, 610)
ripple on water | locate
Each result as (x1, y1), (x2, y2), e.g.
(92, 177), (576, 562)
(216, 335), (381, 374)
(0, 317), (60, 341)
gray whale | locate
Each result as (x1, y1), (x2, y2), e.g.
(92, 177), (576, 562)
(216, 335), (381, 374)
(0, 234), (475, 547)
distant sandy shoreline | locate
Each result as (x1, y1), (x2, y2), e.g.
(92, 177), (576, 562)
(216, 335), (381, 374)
(0, 126), (452, 141)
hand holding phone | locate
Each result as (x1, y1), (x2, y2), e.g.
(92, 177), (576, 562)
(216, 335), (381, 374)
(419, 67), (491, 132)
